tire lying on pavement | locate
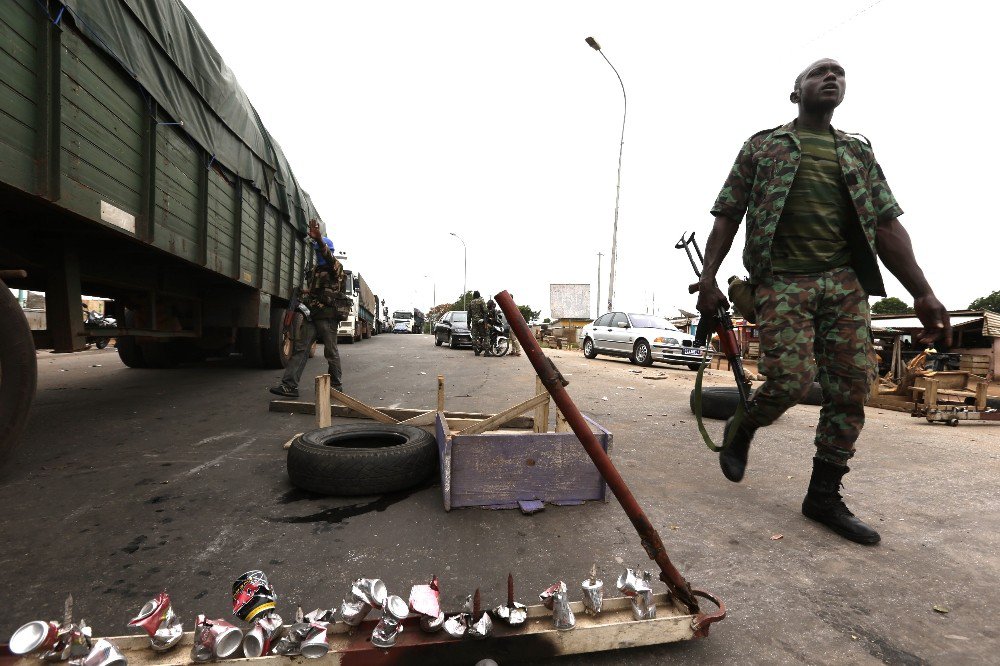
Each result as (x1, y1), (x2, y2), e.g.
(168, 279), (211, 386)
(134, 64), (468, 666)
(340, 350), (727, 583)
(690, 382), (823, 420)
(287, 423), (438, 496)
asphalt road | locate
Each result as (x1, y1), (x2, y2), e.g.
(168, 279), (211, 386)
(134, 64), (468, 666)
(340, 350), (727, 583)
(1, 334), (997, 665)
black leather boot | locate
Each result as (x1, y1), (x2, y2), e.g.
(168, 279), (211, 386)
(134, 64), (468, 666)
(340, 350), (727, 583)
(802, 458), (881, 545)
(719, 413), (758, 482)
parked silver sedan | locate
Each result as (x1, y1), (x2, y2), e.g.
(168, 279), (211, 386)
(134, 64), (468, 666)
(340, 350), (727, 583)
(580, 312), (712, 368)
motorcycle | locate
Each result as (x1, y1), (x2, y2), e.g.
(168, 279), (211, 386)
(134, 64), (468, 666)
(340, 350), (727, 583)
(484, 316), (510, 358)
(84, 310), (118, 349)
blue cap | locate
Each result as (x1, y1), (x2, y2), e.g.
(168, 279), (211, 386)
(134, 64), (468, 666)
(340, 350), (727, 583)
(315, 237), (335, 266)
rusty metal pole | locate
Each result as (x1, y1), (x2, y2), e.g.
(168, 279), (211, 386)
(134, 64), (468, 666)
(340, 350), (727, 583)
(495, 291), (700, 614)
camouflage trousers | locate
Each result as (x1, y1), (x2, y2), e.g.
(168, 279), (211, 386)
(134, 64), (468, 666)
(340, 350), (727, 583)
(747, 266), (876, 465)
(471, 320), (486, 353)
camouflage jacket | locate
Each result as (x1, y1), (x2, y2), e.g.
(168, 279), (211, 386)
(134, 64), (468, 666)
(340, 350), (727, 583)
(302, 240), (345, 320)
(467, 297), (486, 325)
(711, 120), (903, 296)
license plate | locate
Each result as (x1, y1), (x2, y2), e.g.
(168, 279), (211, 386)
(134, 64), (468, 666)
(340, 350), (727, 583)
(682, 348), (702, 356)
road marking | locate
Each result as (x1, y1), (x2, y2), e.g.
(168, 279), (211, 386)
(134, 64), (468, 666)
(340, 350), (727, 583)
(193, 430), (249, 446)
(180, 438), (257, 478)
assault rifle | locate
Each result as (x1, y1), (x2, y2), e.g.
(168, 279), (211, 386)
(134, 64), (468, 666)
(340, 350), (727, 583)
(675, 232), (752, 451)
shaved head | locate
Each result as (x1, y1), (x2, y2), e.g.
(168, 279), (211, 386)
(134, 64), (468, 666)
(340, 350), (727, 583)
(794, 58), (841, 93)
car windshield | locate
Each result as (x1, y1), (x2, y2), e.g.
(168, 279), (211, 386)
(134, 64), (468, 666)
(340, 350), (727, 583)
(629, 314), (678, 330)
(451, 312), (467, 323)
(393, 311), (412, 319)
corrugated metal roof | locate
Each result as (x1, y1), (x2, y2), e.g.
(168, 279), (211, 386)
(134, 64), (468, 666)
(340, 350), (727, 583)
(871, 315), (983, 332)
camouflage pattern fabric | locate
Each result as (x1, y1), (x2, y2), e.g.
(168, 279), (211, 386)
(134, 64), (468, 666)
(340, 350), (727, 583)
(301, 241), (345, 320)
(711, 121), (903, 297)
(747, 266), (876, 465)
(467, 297), (487, 352)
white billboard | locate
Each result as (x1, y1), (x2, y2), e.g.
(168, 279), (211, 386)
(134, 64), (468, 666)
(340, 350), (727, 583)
(550, 284), (591, 320)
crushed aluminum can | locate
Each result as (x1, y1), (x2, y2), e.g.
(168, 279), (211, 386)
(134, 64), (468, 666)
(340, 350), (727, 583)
(467, 613), (493, 640)
(9, 621), (60, 655)
(631, 588), (656, 621)
(371, 595), (408, 649)
(443, 595), (473, 640)
(538, 583), (561, 610)
(581, 566), (604, 616)
(241, 614), (284, 658)
(128, 592), (183, 652)
(43, 621), (92, 662)
(420, 611), (446, 632)
(409, 576), (443, 633)
(78, 639), (127, 666)
(298, 623), (330, 659)
(616, 568), (653, 596)
(351, 578), (388, 609)
(551, 582), (575, 631)
(338, 598), (371, 627)
(271, 622), (310, 656)
(492, 602), (527, 627)
(191, 616), (243, 662)
(303, 609), (336, 624)
(231, 571), (277, 623)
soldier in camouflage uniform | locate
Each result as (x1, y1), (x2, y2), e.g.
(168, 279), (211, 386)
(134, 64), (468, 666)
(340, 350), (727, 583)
(467, 291), (489, 356)
(698, 58), (950, 544)
(270, 221), (346, 398)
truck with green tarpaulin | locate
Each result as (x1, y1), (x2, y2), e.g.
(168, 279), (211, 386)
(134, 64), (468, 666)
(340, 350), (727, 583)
(0, 0), (327, 465)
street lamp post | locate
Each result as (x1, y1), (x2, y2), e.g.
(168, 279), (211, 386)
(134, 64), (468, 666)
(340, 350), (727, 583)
(585, 36), (626, 312)
(449, 232), (467, 311)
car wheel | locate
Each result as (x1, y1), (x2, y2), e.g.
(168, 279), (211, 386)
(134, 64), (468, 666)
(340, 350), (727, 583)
(435, 332), (443, 346)
(583, 337), (598, 359)
(687, 363), (702, 371)
(633, 340), (653, 367)
(449, 334), (459, 349)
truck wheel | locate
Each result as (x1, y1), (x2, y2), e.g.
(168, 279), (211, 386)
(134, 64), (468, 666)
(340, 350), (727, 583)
(287, 423), (438, 496)
(139, 341), (179, 368)
(117, 311), (147, 368)
(259, 308), (290, 369)
(0, 279), (37, 470)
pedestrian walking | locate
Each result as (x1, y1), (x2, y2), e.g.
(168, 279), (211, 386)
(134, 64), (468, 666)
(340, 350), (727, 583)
(269, 220), (347, 398)
(697, 58), (950, 544)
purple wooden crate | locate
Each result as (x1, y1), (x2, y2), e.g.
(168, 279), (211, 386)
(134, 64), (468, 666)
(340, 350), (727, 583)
(435, 412), (612, 511)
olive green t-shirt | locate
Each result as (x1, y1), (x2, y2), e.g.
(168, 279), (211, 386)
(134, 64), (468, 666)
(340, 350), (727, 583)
(770, 127), (853, 273)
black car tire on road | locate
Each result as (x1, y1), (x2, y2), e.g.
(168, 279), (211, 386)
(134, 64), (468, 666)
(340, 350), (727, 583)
(633, 340), (653, 367)
(287, 423), (438, 496)
(435, 334), (443, 346)
(687, 363), (702, 371)
(691, 382), (824, 420)
(449, 334), (459, 349)
(583, 338), (598, 359)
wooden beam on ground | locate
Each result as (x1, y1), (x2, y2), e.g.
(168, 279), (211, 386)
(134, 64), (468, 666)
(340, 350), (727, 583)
(534, 376), (551, 433)
(976, 381), (988, 411)
(268, 401), (534, 428)
(315, 374), (331, 428)
(399, 411), (438, 426)
(459, 392), (551, 435)
(329, 388), (399, 424)
(555, 407), (570, 433)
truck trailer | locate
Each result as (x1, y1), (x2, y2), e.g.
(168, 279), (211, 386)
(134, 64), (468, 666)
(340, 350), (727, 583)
(0, 0), (325, 465)
(336, 265), (376, 343)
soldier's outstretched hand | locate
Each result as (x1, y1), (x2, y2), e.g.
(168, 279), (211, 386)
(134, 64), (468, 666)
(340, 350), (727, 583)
(913, 294), (952, 347)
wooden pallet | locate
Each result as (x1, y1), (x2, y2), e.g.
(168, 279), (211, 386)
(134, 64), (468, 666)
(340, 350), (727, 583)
(0, 593), (722, 666)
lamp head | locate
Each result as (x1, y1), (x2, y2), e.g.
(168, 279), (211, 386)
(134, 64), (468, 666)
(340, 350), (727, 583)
(585, 36), (601, 51)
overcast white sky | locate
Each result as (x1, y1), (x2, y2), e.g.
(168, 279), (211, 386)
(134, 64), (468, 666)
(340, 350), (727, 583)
(184, 0), (997, 321)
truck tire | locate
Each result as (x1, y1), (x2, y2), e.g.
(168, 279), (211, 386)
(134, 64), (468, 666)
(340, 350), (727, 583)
(117, 311), (147, 368)
(259, 308), (290, 369)
(287, 423), (438, 496)
(0, 279), (37, 470)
